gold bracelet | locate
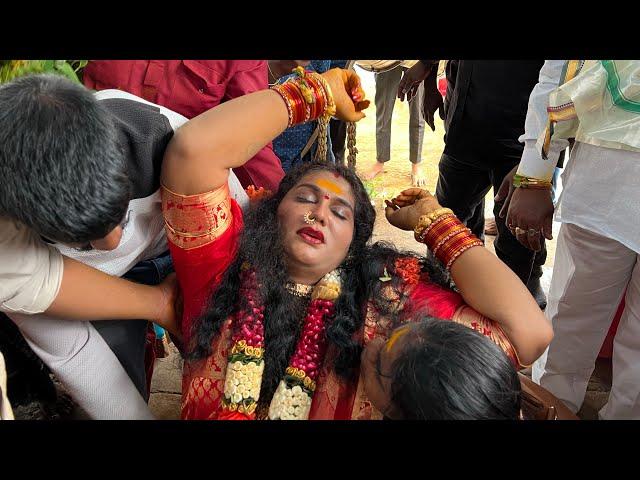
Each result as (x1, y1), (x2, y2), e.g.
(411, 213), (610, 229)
(427, 207), (454, 222)
(413, 208), (454, 240)
(308, 72), (336, 118)
(512, 174), (552, 190)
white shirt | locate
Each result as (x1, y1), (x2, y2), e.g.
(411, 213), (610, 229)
(518, 60), (640, 252)
(516, 60), (566, 180)
(0, 218), (63, 315)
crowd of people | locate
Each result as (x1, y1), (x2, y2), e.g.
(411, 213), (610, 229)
(0, 59), (637, 420)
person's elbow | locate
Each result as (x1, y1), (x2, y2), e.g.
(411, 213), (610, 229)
(519, 316), (554, 366)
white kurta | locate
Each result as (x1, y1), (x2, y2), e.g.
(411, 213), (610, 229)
(527, 61), (640, 418)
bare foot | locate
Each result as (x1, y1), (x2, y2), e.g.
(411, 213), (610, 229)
(364, 161), (385, 180)
(484, 217), (498, 236)
(411, 164), (427, 187)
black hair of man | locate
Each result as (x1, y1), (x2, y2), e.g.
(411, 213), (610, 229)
(0, 74), (130, 244)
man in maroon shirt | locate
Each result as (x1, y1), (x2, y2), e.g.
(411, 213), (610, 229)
(83, 60), (284, 191)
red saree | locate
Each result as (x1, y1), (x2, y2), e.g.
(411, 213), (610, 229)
(162, 184), (519, 420)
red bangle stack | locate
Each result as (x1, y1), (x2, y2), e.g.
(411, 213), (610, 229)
(271, 69), (333, 127)
(418, 213), (483, 270)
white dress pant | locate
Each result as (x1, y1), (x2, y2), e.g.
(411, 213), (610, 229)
(10, 313), (154, 420)
(532, 222), (640, 419)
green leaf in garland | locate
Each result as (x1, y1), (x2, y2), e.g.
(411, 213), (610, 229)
(379, 267), (392, 282)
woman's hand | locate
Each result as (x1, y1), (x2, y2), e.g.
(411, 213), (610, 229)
(321, 68), (370, 122)
(384, 187), (442, 231)
(153, 273), (183, 341)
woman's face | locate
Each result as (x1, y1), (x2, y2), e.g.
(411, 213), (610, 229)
(277, 170), (356, 283)
(360, 324), (416, 419)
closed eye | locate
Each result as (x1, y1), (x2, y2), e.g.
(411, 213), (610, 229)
(332, 209), (348, 220)
(296, 195), (317, 204)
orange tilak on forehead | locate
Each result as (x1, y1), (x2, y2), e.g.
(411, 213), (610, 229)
(385, 326), (411, 353)
(315, 178), (343, 196)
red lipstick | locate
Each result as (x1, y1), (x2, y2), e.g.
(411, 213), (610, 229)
(297, 227), (325, 244)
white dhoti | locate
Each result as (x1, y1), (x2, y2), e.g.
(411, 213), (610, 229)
(532, 222), (640, 418)
(532, 142), (640, 419)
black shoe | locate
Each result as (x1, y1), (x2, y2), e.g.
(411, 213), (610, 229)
(527, 277), (547, 310)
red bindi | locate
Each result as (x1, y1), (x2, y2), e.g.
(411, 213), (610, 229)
(323, 194), (330, 200)
(333, 172), (340, 178)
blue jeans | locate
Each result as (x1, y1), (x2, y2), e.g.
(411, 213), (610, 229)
(92, 251), (173, 401)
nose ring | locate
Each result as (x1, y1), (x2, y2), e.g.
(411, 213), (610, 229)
(304, 211), (316, 225)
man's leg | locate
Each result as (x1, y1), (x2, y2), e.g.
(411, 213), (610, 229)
(467, 200), (486, 241)
(601, 255), (640, 418)
(533, 223), (635, 413)
(329, 118), (347, 165)
(10, 312), (153, 419)
(92, 251), (173, 401)
(91, 320), (148, 400)
(406, 71), (426, 186)
(435, 151), (491, 251)
(365, 68), (402, 179)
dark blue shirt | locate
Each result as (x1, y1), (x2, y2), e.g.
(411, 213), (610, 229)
(272, 60), (335, 172)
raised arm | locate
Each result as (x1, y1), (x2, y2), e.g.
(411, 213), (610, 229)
(160, 68), (369, 196)
(385, 188), (553, 366)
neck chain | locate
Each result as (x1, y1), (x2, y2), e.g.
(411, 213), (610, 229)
(284, 282), (314, 298)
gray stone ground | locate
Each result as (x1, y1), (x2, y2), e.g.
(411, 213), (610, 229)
(148, 345), (183, 420)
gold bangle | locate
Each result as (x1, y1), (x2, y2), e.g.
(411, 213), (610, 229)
(309, 72), (336, 118)
(413, 208), (454, 239)
(512, 174), (552, 189)
(413, 215), (433, 238)
(427, 207), (454, 222)
(416, 213), (456, 243)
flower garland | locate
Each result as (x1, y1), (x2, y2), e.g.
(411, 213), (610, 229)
(217, 265), (341, 420)
(394, 257), (421, 286)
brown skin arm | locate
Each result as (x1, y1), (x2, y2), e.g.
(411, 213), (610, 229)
(46, 256), (180, 339)
(161, 69), (369, 196)
(385, 188), (553, 365)
(495, 164), (554, 252)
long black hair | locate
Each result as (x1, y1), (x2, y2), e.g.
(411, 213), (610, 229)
(389, 318), (522, 420)
(188, 162), (448, 403)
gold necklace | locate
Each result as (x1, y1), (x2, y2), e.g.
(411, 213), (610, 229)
(267, 61), (278, 86)
(284, 282), (313, 297)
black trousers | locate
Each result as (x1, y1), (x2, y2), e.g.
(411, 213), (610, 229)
(330, 118), (347, 165)
(92, 251), (173, 401)
(435, 149), (546, 284)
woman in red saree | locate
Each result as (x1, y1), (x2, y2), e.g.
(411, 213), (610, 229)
(160, 68), (553, 420)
